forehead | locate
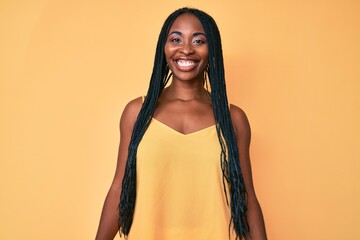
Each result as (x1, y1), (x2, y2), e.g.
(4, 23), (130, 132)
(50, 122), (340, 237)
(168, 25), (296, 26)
(168, 13), (205, 33)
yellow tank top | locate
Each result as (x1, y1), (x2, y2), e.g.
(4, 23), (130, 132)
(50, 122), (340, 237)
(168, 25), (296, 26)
(125, 118), (237, 240)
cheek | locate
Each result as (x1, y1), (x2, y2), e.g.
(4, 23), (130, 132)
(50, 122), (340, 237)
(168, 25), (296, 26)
(164, 46), (175, 69)
(203, 52), (209, 64)
(204, 53), (209, 62)
(201, 48), (209, 62)
(164, 44), (170, 60)
(164, 44), (176, 59)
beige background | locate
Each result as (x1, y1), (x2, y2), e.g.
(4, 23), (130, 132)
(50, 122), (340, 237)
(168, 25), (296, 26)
(1, 0), (359, 239)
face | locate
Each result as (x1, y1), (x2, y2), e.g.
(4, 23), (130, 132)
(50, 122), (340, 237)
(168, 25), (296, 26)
(164, 13), (209, 83)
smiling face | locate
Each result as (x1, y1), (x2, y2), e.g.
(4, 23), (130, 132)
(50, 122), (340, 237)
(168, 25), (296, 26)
(164, 13), (209, 83)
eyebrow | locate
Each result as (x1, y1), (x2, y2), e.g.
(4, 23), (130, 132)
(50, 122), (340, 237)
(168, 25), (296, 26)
(168, 31), (207, 37)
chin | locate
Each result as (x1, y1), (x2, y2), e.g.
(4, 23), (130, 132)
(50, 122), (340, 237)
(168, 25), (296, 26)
(173, 72), (204, 82)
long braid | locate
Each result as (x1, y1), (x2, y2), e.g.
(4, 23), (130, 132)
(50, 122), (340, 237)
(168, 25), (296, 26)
(198, 12), (249, 238)
(119, 7), (249, 239)
(119, 10), (182, 236)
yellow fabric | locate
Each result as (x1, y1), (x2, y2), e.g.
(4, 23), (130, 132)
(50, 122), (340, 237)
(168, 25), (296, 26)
(127, 117), (237, 240)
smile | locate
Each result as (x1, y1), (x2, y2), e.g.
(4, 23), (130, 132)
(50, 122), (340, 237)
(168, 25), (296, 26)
(175, 59), (198, 68)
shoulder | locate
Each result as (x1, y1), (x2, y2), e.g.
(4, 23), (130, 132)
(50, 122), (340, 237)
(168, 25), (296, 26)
(229, 104), (251, 139)
(119, 96), (143, 130)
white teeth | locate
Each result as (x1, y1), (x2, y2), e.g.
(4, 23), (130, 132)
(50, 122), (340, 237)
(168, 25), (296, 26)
(176, 60), (196, 67)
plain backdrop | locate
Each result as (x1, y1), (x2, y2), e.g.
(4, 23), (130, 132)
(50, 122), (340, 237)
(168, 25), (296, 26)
(1, 0), (359, 239)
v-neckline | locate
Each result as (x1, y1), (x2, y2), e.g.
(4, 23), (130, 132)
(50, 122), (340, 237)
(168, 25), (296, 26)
(152, 118), (216, 136)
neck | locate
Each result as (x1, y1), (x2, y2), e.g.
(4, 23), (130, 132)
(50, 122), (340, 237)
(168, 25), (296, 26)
(165, 80), (209, 101)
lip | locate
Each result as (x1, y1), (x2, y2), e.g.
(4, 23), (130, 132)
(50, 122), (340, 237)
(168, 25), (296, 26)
(173, 58), (199, 71)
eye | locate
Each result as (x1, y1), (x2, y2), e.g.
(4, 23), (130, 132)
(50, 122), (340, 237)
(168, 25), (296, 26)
(170, 38), (181, 44)
(193, 39), (206, 45)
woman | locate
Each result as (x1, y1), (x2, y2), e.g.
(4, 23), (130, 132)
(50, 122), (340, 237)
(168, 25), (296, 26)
(96, 7), (267, 240)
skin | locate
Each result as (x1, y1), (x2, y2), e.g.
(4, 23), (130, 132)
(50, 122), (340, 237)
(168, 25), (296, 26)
(96, 13), (267, 240)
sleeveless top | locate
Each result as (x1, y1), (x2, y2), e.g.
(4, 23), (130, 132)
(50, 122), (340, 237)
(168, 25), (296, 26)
(123, 117), (238, 240)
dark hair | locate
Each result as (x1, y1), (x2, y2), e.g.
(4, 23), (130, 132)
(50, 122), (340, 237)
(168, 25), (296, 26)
(119, 7), (249, 239)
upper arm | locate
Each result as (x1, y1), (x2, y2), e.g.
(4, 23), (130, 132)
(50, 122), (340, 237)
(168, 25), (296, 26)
(230, 104), (256, 198)
(111, 97), (143, 190)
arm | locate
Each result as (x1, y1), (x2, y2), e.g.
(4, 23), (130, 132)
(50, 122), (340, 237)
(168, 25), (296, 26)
(95, 97), (143, 240)
(230, 105), (267, 240)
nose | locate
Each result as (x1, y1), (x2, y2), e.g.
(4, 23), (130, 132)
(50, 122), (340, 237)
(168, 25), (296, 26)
(180, 41), (195, 55)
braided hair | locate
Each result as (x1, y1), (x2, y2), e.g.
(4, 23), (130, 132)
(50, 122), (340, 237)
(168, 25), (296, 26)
(119, 7), (249, 239)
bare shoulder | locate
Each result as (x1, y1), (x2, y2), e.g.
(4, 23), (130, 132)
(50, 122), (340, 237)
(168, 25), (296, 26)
(229, 104), (251, 139)
(120, 96), (143, 130)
